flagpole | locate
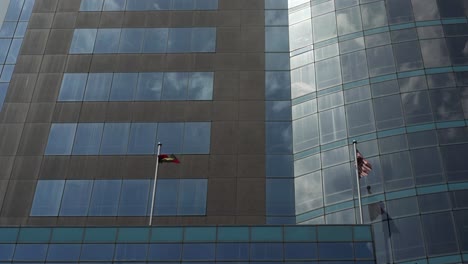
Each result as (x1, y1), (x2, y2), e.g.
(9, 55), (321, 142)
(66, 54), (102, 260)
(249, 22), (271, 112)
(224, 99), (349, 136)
(149, 142), (162, 226)
(353, 140), (364, 224)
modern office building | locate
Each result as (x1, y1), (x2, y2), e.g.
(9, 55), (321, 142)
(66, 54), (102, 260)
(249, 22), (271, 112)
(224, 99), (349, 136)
(0, 0), (466, 263)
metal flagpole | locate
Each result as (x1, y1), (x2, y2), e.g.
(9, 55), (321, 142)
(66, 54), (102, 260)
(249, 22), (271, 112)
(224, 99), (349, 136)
(353, 140), (364, 224)
(149, 142), (162, 226)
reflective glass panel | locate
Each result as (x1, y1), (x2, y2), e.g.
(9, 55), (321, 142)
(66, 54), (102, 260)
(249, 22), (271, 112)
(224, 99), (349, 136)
(70, 29), (97, 54)
(127, 123), (158, 155)
(84, 73), (113, 101)
(100, 123), (131, 155)
(154, 179), (178, 216)
(188, 72), (213, 100)
(110, 73), (138, 101)
(183, 122), (211, 154)
(72, 123), (104, 155)
(59, 180), (93, 216)
(30, 180), (65, 216)
(45, 123), (77, 155)
(88, 180), (121, 216)
(135, 72), (163, 100)
(161, 72), (189, 100)
(94, 28), (120, 53)
(157, 123), (183, 154)
(177, 179), (208, 215)
(118, 180), (150, 216)
(58, 73), (88, 101)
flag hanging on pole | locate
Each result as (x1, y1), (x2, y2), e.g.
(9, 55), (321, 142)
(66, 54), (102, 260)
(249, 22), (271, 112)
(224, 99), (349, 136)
(158, 154), (180, 164)
(356, 150), (372, 178)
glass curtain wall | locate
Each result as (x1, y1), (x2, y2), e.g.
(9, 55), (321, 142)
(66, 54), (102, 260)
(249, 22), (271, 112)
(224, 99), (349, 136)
(286, 0), (468, 263)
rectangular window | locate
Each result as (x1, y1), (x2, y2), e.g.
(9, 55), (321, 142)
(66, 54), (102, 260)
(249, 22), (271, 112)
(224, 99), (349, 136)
(88, 180), (121, 216)
(45, 123), (77, 155)
(59, 180), (93, 216)
(72, 123), (104, 155)
(70, 27), (216, 54)
(81, 0), (218, 11)
(30, 180), (65, 216)
(100, 123), (131, 155)
(58, 72), (213, 102)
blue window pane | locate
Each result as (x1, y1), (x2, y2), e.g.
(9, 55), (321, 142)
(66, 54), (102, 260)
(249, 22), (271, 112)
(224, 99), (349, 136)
(103, 0), (126, 11)
(266, 155), (293, 178)
(162, 72), (189, 100)
(46, 244), (81, 261)
(45, 123), (77, 155)
(118, 180), (151, 216)
(354, 242), (374, 259)
(135, 72), (163, 100)
(148, 244), (182, 261)
(119, 28), (144, 53)
(0, 244), (15, 261)
(14, 22), (28, 38)
(100, 123), (131, 155)
(250, 243), (283, 260)
(182, 244), (215, 260)
(154, 179), (178, 216)
(318, 243), (354, 260)
(188, 72), (213, 100)
(0, 83), (8, 109)
(157, 123), (184, 154)
(4, 0), (22, 21)
(284, 243), (317, 260)
(80, 0), (104, 11)
(143, 28), (168, 53)
(266, 122), (293, 154)
(88, 180), (121, 216)
(58, 73), (88, 101)
(266, 71), (291, 100)
(72, 123), (104, 155)
(266, 101), (292, 121)
(195, 0), (218, 9)
(216, 243), (249, 260)
(126, 0), (147, 10)
(0, 65), (14, 82)
(59, 180), (93, 216)
(94, 28), (121, 53)
(6, 38), (22, 64)
(173, 0), (194, 10)
(177, 179), (208, 215)
(266, 53), (290, 70)
(13, 244), (48, 261)
(127, 123), (158, 154)
(191, 28), (216, 52)
(20, 0), (34, 21)
(115, 244), (148, 261)
(168, 28), (192, 52)
(84, 73), (113, 101)
(266, 179), (295, 216)
(0, 22), (17, 38)
(81, 244), (115, 261)
(183, 122), (211, 154)
(30, 180), (65, 216)
(148, 0), (171, 10)
(110, 73), (138, 101)
(0, 39), (11, 64)
(70, 29), (97, 54)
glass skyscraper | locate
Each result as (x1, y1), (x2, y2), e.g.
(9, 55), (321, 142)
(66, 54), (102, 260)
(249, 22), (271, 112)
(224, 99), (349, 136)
(0, 0), (467, 263)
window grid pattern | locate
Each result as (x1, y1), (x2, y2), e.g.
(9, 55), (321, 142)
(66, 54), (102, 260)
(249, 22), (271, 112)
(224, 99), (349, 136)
(30, 179), (208, 217)
(80, 0), (218, 11)
(0, 225), (376, 263)
(44, 122), (211, 155)
(0, 0), (34, 110)
(58, 72), (214, 102)
(69, 28), (216, 54)
(282, 0), (468, 263)
(264, 0), (295, 225)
